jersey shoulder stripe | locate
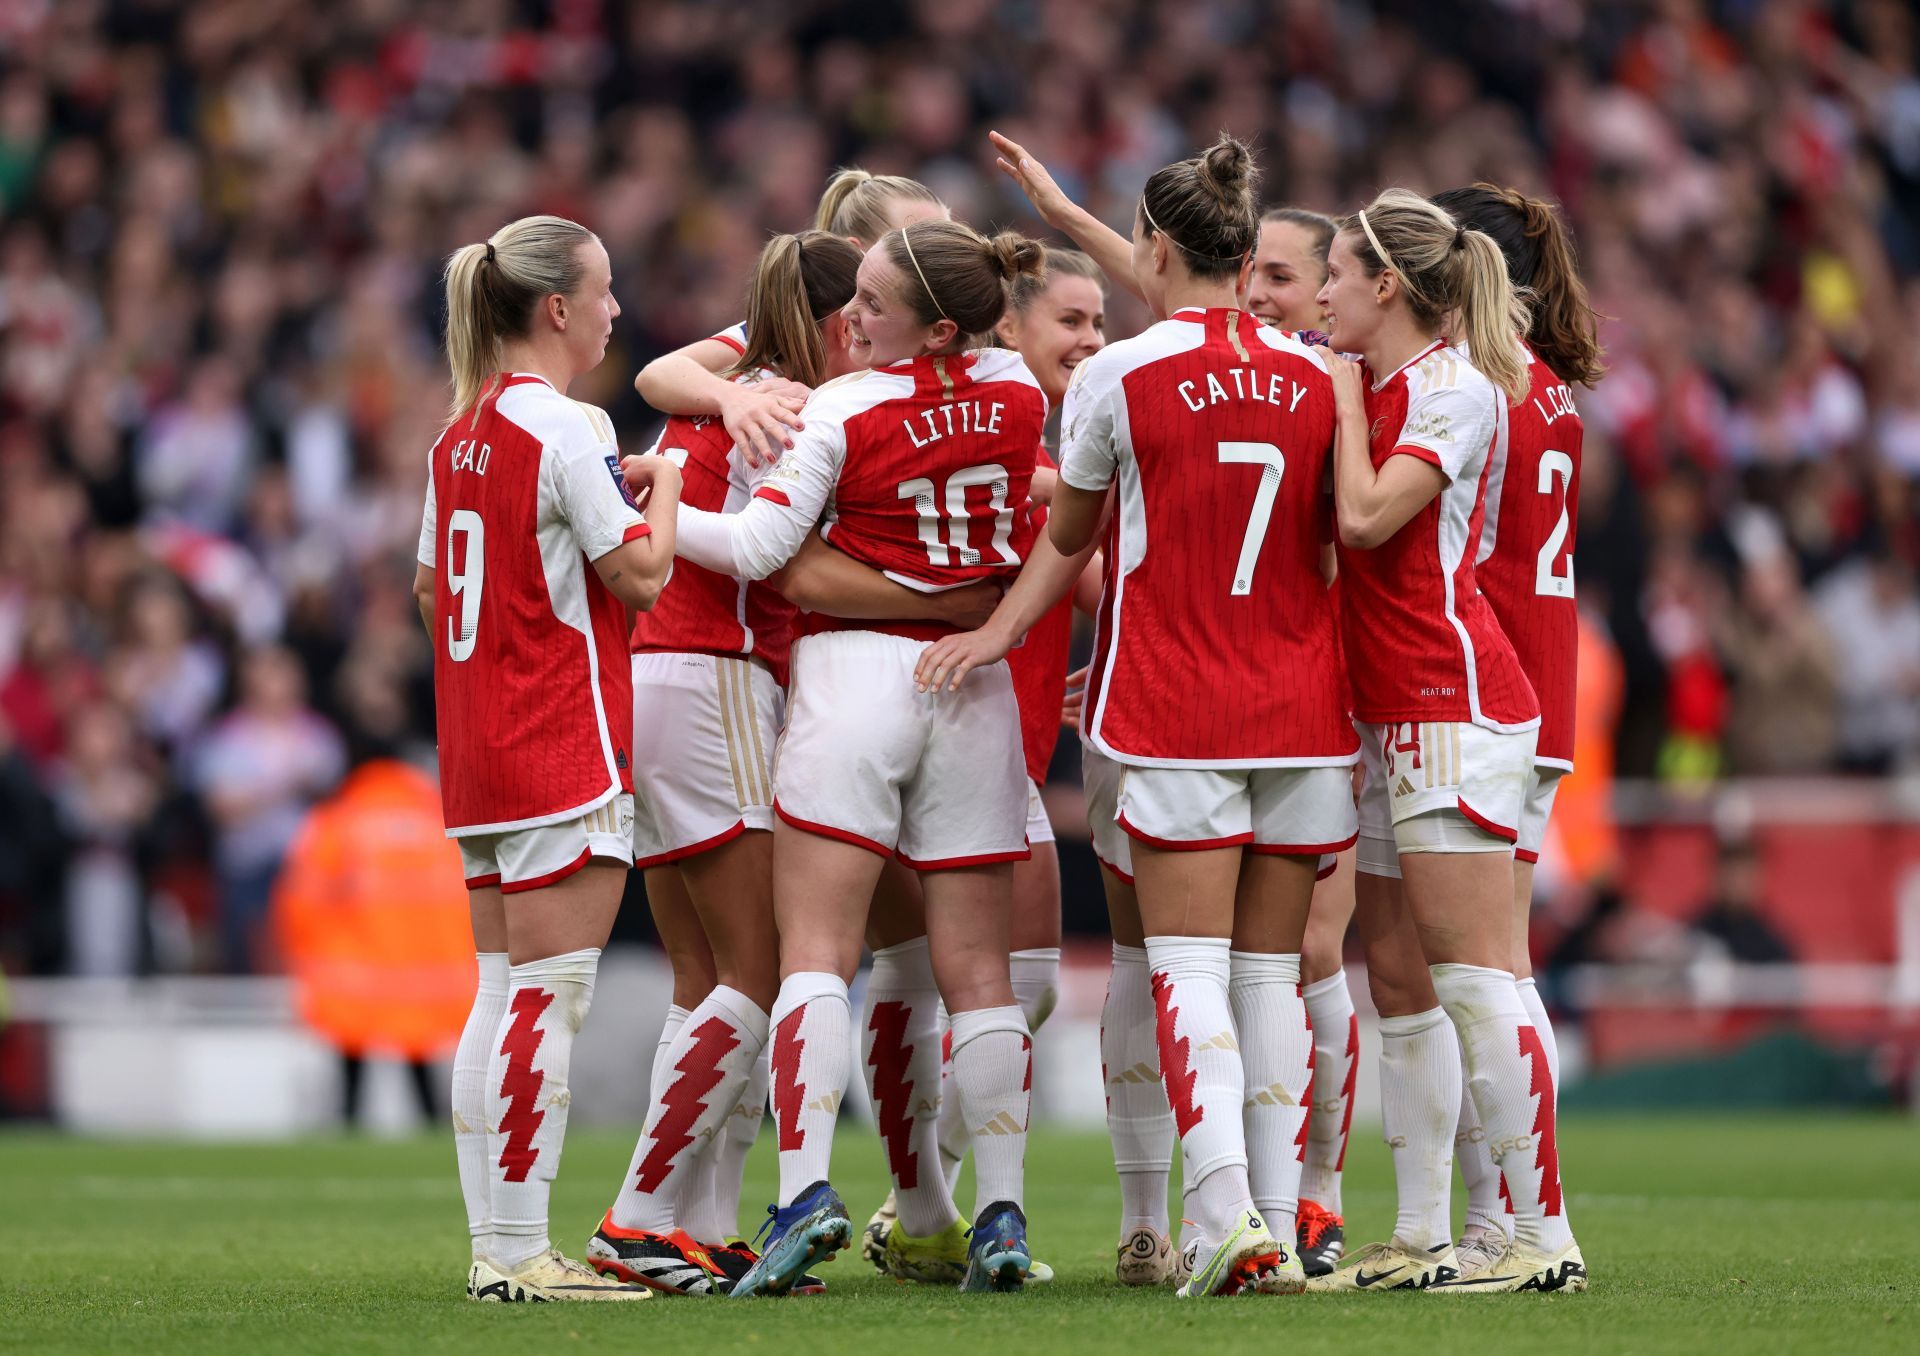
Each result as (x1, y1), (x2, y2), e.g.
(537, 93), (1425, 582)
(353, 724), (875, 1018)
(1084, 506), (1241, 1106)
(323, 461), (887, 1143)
(803, 366), (916, 424)
(496, 380), (612, 452)
(1248, 323), (1332, 373)
(964, 345), (1047, 395)
(1071, 316), (1211, 397)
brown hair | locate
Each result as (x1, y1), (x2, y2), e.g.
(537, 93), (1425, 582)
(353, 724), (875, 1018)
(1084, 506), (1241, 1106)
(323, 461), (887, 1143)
(728, 231), (862, 389)
(1007, 247), (1106, 314)
(1338, 187), (1531, 401)
(1136, 135), (1261, 282)
(881, 221), (1046, 340)
(1261, 207), (1337, 277)
(1429, 184), (1604, 387)
(815, 168), (945, 245)
(442, 215), (598, 419)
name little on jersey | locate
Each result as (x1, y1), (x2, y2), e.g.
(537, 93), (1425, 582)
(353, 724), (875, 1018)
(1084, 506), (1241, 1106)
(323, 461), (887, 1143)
(1177, 367), (1313, 415)
(903, 398), (1008, 448)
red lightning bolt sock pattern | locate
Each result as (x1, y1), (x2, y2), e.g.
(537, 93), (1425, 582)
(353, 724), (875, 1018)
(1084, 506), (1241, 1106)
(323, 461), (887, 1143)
(1299, 971), (1357, 1214)
(1145, 935), (1255, 1241)
(1431, 962), (1574, 1254)
(767, 971), (851, 1208)
(948, 1004), (1033, 1222)
(1102, 942), (1175, 1237)
(863, 938), (956, 1237)
(609, 984), (768, 1235)
(486, 947), (600, 1270)
(1229, 950), (1313, 1245)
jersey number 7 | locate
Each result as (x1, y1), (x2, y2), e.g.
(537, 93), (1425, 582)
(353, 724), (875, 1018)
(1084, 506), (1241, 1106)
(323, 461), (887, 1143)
(1218, 441), (1286, 596)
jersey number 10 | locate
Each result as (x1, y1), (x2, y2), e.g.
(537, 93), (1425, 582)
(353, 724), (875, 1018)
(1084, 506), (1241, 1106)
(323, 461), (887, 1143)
(896, 463), (1020, 567)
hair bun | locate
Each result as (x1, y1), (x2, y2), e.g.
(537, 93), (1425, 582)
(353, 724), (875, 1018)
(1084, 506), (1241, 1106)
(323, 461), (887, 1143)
(986, 231), (1047, 282)
(1196, 135), (1258, 208)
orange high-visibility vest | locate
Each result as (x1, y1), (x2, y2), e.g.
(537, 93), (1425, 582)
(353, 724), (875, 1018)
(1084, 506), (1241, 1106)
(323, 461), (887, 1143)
(1552, 609), (1624, 884)
(272, 760), (475, 1058)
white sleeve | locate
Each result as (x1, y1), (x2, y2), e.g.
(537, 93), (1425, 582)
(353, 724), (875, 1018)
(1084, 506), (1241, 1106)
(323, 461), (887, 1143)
(676, 421), (844, 580)
(552, 429), (648, 561)
(415, 465), (437, 568)
(1395, 370), (1498, 485)
(1057, 357), (1121, 492)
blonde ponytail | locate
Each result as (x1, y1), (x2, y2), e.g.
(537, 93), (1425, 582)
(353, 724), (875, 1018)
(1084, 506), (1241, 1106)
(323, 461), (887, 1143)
(815, 167), (944, 245)
(1455, 230), (1530, 402)
(731, 231), (862, 388)
(441, 214), (598, 420)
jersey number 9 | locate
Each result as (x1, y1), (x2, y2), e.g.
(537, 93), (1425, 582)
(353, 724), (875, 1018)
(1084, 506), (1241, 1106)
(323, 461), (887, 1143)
(446, 508), (484, 661)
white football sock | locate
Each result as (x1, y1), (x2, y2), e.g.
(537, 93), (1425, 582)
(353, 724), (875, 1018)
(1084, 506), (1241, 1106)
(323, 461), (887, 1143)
(1299, 971), (1358, 1215)
(949, 1004), (1032, 1221)
(487, 948), (599, 1269)
(612, 985), (768, 1235)
(1103, 943), (1174, 1235)
(1431, 964), (1571, 1252)
(769, 971), (851, 1207)
(1377, 1005), (1460, 1252)
(1517, 977), (1560, 1105)
(453, 951), (508, 1261)
(1230, 951), (1312, 1244)
(708, 1042), (770, 1242)
(650, 1004), (690, 1106)
(935, 1006), (966, 1195)
(1145, 935), (1253, 1240)
(932, 945), (1060, 1197)
(863, 940), (958, 1237)
(1454, 1055), (1513, 1239)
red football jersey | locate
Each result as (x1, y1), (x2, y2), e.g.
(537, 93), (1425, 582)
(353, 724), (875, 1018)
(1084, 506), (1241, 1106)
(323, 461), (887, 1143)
(1475, 346), (1582, 767)
(1007, 445), (1074, 784)
(735, 348), (1045, 638)
(628, 408), (796, 683)
(1336, 342), (1539, 731)
(1060, 307), (1356, 768)
(416, 374), (649, 834)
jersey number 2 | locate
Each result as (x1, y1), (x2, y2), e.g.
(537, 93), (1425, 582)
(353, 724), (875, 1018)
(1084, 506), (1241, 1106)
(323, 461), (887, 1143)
(446, 508), (484, 662)
(1535, 449), (1574, 598)
(897, 464), (1018, 567)
(1219, 441), (1286, 596)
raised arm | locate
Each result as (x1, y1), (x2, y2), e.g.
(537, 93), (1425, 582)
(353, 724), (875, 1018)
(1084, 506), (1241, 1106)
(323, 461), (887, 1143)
(989, 130), (1143, 304)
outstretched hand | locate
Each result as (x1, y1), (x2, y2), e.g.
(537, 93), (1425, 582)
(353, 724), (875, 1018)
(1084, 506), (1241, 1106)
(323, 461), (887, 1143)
(989, 130), (1076, 229)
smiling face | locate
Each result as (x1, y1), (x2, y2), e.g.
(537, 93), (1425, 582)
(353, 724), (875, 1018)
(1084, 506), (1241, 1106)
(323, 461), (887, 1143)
(843, 244), (948, 368)
(1246, 220), (1328, 331)
(1315, 229), (1389, 353)
(1000, 273), (1105, 405)
(559, 238), (619, 374)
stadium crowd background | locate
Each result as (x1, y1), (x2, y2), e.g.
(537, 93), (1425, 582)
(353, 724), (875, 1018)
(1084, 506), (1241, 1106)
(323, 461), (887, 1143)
(2, 0), (1919, 983)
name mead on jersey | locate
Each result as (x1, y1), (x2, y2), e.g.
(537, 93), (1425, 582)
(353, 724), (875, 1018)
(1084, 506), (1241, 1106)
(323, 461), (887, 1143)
(904, 400), (1006, 448)
(450, 438), (491, 476)
(1178, 368), (1311, 415)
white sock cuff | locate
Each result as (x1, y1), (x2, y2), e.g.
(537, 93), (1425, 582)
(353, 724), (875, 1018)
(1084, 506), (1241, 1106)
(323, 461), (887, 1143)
(869, 936), (935, 988)
(1228, 951), (1301, 985)
(1011, 947), (1061, 967)
(508, 947), (601, 984)
(1429, 963), (1526, 1021)
(1377, 1005), (1450, 1040)
(947, 1003), (1030, 1054)
(1516, 976), (1540, 997)
(704, 984), (772, 1043)
(476, 951), (510, 995)
(1111, 942), (1149, 967)
(772, 971), (849, 1025)
(1302, 971), (1351, 1003)
(1145, 935), (1231, 982)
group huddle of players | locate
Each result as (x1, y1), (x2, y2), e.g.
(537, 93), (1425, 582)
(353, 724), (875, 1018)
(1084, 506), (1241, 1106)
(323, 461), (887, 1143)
(413, 125), (1603, 1303)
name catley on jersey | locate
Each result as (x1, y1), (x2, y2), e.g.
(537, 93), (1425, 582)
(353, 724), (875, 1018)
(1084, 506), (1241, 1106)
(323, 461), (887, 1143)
(1476, 345), (1582, 768)
(1338, 341), (1539, 732)
(737, 348), (1045, 623)
(1059, 306), (1357, 768)
(416, 373), (648, 834)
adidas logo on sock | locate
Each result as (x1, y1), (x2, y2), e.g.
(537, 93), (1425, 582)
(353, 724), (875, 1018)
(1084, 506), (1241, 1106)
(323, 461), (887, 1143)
(1245, 1081), (1299, 1108)
(806, 1090), (842, 1116)
(972, 1111), (1024, 1136)
(1195, 1030), (1239, 1054)
(1107, 1061), (1160, 1087)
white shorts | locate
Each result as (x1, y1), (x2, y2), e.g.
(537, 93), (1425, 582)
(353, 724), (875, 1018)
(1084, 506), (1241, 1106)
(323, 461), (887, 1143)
(458, 794), (635, 893)
(1355, 720), (1535, 878)
(1515, 765), (1566, 865)
(629, 651), (784, 868)
(1082, 742), (1133, 883)
(1026, 777), (1055, 847)
(774, 630), (1029, 869)
(1117, 764), (1358, 858)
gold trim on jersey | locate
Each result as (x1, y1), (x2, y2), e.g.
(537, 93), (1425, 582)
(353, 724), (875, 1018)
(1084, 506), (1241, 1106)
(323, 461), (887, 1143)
(932, 355), (956, 401)
(1226, 310), (1251, 363)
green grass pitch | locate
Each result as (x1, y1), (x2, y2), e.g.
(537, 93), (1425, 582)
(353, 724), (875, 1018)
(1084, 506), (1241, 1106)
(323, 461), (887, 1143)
(3, 1114), (1916, 1354)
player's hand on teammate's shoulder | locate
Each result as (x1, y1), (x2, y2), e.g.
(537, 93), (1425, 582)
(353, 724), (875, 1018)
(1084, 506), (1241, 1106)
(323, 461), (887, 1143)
(1326, 350), (1365, 409)
(720, 379), (810, 469)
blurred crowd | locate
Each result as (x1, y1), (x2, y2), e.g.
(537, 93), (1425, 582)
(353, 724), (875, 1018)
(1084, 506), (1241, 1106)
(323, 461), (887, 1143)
(3, 0), (1920, 977)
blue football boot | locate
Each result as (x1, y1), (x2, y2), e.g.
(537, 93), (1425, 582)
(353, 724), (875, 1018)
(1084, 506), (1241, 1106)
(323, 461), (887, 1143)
(960, 1201), (1031, 1292)
(727, 1180), (852, 1298)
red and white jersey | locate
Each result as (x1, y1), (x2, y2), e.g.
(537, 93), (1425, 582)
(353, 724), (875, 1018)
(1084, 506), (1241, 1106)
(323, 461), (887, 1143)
(416, 374), (648, 835)
(1007, 445), (1074, 784)
(689, 348), (1045, 639)
(1475, 346), (1582, 768)
(1059, 307), (1356, 768)
(708, 320), (747, 356)
(628, 406), (796, 684)
(1336, 342), (1539, 732)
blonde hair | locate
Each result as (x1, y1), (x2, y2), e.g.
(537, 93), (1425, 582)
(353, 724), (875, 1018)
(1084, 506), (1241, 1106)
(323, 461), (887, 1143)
(729, 231), (863, 389)
(442, 215), (598, 419)
(815, 168), (944, 245)
(1340, 188), (1531, 402)
(881, 222), (1047, 341)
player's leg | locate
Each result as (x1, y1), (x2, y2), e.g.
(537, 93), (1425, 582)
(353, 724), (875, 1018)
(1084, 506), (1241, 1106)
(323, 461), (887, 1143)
(474, 808), (647, 1302)
(1101, 860), (1178, 1285)
(1297, 847), (1358, 1276)
(1512, 768), (1564, 1090)
(451, 877), (509, 1290)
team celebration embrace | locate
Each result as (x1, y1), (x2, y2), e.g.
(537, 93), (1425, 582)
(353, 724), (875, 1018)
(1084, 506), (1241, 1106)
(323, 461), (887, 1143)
(415, 126), (1599, 1304)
